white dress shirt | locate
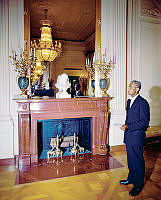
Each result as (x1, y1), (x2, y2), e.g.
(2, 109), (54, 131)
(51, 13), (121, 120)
(129, 94), (139, 107)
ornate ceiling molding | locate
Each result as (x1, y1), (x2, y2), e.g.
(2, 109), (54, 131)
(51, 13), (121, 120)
(141, 0), (161, 18)
(26, 0), (96, 42)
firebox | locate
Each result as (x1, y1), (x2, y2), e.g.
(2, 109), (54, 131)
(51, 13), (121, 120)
(37, 117), (92, 159)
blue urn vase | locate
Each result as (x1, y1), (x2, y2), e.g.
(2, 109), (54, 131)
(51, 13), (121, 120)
(99, 79), (108, 96)
(91, 80), (95, 88)
(18, 76), (29, 95)
(99, 79), (108, 89)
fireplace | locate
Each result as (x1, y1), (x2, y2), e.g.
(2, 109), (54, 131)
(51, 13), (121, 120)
(37, 117), (92, 159)
(15, 97), (112, 165)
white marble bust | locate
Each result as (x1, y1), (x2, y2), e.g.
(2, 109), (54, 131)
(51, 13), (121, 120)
(55, 73), (71, 98)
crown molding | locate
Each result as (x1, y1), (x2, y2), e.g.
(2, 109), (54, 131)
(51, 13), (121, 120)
(141, 0), (161, 18)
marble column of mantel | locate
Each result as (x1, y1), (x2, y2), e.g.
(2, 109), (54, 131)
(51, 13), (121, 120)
(14, 97), (112, 166)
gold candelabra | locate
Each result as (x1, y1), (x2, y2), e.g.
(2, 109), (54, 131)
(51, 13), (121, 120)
(10, 48), (31, 76)
(86, 51), (116, 79)
(86, 50), (116, 96)
(10, 41), (47, 97)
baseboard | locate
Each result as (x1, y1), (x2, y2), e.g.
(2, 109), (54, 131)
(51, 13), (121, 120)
(0, 158), (15, 166)
(109, 144), (126, 153)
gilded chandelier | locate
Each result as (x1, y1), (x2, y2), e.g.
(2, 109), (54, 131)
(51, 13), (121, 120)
(31, 9), (62, 62)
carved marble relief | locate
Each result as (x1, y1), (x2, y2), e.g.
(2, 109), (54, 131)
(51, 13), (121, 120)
(141, 0), (161, 18)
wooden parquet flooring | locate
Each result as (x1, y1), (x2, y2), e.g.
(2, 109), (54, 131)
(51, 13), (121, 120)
(0, 142), (161, 200)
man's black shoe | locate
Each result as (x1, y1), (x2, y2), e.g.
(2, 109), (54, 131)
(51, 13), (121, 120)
(129, 187), (142, 196)
(120, 180), (132, 185)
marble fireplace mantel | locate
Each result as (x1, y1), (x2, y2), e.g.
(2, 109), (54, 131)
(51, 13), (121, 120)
(15, 97), (112, 165)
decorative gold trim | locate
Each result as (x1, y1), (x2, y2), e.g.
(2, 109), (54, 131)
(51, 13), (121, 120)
(141, 0), (161, 18)
(97, 19), (101, 25)
(24, 9), (30, 16)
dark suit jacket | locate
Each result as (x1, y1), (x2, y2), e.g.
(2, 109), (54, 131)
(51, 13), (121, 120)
(124, 95), (150, 145)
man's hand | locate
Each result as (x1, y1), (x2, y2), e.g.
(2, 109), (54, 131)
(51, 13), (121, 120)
(120, 124), (128, 131)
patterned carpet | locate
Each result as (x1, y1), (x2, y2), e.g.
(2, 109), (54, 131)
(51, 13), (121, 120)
(144, 142), (161, 186)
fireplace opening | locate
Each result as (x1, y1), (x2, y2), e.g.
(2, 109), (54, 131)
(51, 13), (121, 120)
(37, 117), (92, 160)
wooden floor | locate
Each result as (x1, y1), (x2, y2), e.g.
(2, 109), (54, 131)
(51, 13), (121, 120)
(0, 142), (161, 200)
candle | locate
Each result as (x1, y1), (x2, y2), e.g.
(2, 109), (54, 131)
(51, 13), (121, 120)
(74, 133), (76, 146)
(105, 49), (107, 57)
(30, 47), (32, 57)
(103, 54), (105, 62)
(34, 48), (35, 57)
(93, 53), (95, 63)
(97, 51), (99, 61)
(88, 58), (90, 65)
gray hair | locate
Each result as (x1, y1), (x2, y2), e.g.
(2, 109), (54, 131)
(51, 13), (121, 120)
(132, 80), (141, 91)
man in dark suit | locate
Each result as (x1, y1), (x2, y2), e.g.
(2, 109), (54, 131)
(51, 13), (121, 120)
(120, 80), (150, 196)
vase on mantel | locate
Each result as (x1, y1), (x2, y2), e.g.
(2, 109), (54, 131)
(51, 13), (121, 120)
(99, 78), (109, 96)
(91, 80), (95, 97)
(17, 74), (29, 96)
(91, 80), (95, 89)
